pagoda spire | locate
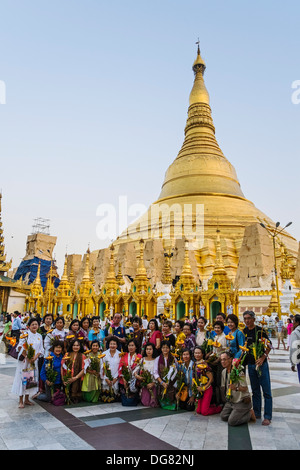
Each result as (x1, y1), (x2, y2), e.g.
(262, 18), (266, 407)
(116, 262), (125, 286)
(82, 248), (91, 281)
(136, 239), (148, 280)
(0, 193), (12, 275)
(60, 255), (69, 282)
(214, 229), (226, 274)
(33, 261), (42, 287)
(157, 42), (245, 203)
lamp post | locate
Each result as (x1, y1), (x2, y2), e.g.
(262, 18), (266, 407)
(260, 221), (292, 318)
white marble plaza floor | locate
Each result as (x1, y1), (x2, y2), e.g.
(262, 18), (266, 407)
(0, 343), (299, 451)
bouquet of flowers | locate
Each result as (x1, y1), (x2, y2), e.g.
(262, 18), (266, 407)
(62, 353), (72, 405)
(22, 341), (36, 370)
(160, 364), (177, 398)
(175, 364), (186, 408)
(248, 330), (270, 376)
(192, 375), (208, 400)
(139, 367), (155, 399)
(44, 355), (58, 397)
(201, 338), (214, 356)
(226, 353), (247, 400)
(121, 364), (132, 397)
(102, 361), (115, 402)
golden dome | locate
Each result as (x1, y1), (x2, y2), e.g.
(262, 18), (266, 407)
(115, 45), (298, 270)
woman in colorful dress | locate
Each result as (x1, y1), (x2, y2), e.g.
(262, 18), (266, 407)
(193, 346), (222, 416)
(205, 321), (227, 405)
(174, 320), (185, 344)
(226, 314), (245, 358)
(39, 314), (54, 340)
(65, 319), (81, 350)
(100, 336), (121, 401)
(195, 316), (209, 347)
(182, 323), (196, 351)
(82, 340), (102, 403)
(37, 339), (64, 403)
(78, 316), (91, 351)
(11, 318), (44, 408)
(134, 342), (159, 407)
(61, 338), (86, 404)
(154, 340), (177, 410)
(176, 348), (195, 411)
(44, 316), (67, 357)
(131, 317), (144, 354)
(147, 318), (162, 352)
(88, 316), (105, 350)
(118, 338), (142, 404)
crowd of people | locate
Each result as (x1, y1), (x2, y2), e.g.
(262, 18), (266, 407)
(1, 309), (300, 428)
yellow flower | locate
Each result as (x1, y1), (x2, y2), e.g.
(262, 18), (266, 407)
(212, 341), (221, 348)
(239, 345), (249, 352)
(207, 339), (214, 346)
(225, 334), (234, 341)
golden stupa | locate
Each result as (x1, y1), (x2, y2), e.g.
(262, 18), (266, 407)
(112, 45), (298, 283)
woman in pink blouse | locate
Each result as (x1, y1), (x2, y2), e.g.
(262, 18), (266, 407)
(148, 319), (162, 352)
(287, 318), (293, 351)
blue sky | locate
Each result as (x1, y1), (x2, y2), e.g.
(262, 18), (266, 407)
(0, 0), (299, 274)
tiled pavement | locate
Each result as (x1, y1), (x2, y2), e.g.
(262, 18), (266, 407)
(0, 344), (299, 450)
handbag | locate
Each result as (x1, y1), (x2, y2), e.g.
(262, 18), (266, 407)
(179, 386), (189, 402)
(51, 389), (66, 406)
(22, 368), (38, 390)
(8, 344), (19, 359)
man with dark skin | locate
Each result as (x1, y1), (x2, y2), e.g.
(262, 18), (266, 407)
(243, 310), (272, 426)
(105, 313), (126, 350)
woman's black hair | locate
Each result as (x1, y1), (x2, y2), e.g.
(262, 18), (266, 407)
(80, 316), (91, 328)
(213, 320), (225, 331)
(50, 339), (64, 352)
(69, 319), (80, 330)
(198, 316), (207, 325)
(216, 312), (226, 320)
(183, 323), (193, 332)
(161, 340), (171, 349)
(55, 316), (65, 325)
(132, 316), (142, 327)
(127, 338), (139, 349)
(67, 338), (84, 353)
(226, 313), (239, 328)
(28, 317), (41, 327)
(175, 320), (184, 329)
(294, 314), (300, 326)
(90, 339), (100, 348)
(91, 316), (100, 324)
(148, 318), (159, 330)
(193, 345), (205, 359)
(106, 335), (120, 348)
(181, 347), (192, 358)
(43, 313), (54, 321)
(143, 342), (158, 358)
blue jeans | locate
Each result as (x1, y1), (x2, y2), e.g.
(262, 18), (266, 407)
(248, 361), (272, 420)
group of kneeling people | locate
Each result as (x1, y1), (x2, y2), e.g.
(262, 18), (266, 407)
(11, 316), (255, 427)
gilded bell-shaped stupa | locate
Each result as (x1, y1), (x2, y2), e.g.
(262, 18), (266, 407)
(110, 45), (298, 284)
